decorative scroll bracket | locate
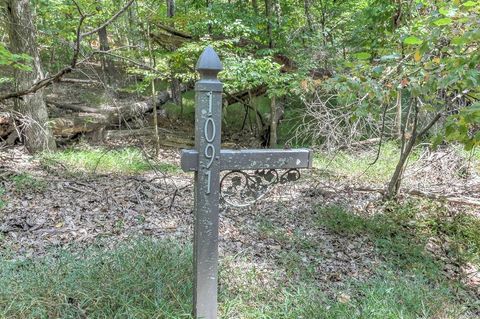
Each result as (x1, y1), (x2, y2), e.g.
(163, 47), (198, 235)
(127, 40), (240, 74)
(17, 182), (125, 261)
(181, 148), (312, 208)
(220, 168), (301, 207)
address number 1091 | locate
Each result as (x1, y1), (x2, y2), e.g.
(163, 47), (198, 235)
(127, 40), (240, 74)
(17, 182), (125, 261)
(204, 91), (215, 194)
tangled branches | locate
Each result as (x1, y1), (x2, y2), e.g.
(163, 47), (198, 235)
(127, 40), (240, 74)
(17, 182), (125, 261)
(291, 91), (388, 151)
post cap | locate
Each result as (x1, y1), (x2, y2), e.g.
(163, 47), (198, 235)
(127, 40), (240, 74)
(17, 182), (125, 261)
(196, 46), (223, 75)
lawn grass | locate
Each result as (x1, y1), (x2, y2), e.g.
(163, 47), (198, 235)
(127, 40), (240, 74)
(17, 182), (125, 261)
(39, 147), (180, 175)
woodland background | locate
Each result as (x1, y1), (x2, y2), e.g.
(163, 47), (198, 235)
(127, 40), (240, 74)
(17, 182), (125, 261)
(0, 0), (480, 318)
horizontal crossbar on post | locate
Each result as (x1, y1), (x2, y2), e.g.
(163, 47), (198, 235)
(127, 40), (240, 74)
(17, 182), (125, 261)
(181, 149), (313, 172)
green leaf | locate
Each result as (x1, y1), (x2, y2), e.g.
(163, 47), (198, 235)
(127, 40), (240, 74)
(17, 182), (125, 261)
(439, 8), (450, 16)
(404, 36), (423, 45)
(353, 52), (371, 60)
(462, 1), (477, 8)
(434, 18), (453, 26)
(452, 36), (468, 45)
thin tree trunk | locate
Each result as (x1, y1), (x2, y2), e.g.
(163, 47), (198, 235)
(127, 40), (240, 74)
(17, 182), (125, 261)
(165, 0), (182, 111)
(98, 26), (115, 87)
(127, 1), (137, 47)
(4, 0), (56, 153)
(386, 99), (442, 199)
(206, 0), (212, 34)
(269, 96), (277, 147)
(166, 0), (175, 17)
(147, 23), (160, 155)
(171, 78), (183, 113)
(252, 0), (258, 13)
(395, 89), (402, 139)
(386, 133), (416, 199)
(264, 0), (273, 48)
(303, 0), (314, 32)
(250, 91), (263, 136)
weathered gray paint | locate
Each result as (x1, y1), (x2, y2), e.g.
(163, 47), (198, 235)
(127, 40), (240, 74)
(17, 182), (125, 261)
(192, 46), (223, 319)
(183, 46), (311, 319)
(181, 149), (313, 172)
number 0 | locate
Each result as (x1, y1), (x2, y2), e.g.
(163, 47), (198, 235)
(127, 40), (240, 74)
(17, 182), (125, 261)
(204, 118), (216, 143)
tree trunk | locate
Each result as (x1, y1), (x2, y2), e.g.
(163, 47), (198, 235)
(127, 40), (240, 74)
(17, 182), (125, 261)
(303, 0), (314, 32)
(98, 26), (115, 87)
(4, 0), (56, 153)
(386, 134), (416, 199)
(127, 1), (138, 48)
(165, 0), (182, 111)
(206, 0), (212, 34)
(395, 89), (402, 139)
(269, 96), (278, 147)
(252, 0), (258, 13)
(170, 77), (183, 111)
(166, 0), (175, 17)
(264, 0), (273, 48)
(249, 91), (263, 137)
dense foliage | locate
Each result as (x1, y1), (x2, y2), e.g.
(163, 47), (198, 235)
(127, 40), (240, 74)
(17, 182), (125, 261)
(1, 0), (479, 149)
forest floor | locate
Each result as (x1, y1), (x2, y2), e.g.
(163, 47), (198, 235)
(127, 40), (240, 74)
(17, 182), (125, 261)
(1, 137), (480, 318)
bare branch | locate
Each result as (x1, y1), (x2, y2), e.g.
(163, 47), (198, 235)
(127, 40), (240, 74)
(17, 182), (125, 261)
(81, 0), (135, 37)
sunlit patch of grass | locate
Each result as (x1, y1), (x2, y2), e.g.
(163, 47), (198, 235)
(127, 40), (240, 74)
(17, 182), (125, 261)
(40, 147), (180, 174)
(221, 252), (468, 318)
(313, 141), (417, 183)
(323, 269), (466, 319)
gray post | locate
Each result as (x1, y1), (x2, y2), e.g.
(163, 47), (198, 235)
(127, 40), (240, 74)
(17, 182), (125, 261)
(193, 46), (223, 319)
(182, 46), (312, 318)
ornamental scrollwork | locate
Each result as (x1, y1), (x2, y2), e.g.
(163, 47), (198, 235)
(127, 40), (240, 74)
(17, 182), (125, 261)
(220, 169), (301, 207)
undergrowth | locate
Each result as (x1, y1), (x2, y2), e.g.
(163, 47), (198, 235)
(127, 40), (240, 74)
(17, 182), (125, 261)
(9, 173), (46, 192)
(315, 200), (480, 318)
(313, 141), (417, 183)
(0, 233), (475, 318)
(316, 200), (480, 267)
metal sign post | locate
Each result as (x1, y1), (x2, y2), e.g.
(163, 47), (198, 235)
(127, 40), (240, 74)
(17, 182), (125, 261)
(181, 46), (312, 319)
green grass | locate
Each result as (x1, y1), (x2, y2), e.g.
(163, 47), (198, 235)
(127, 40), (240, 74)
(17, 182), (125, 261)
(39, 147), (180, 174)
(455, 145), (480, 174)
(0, 240), (192, 318)
(0, 236), (472, 319)
(316, 200), (480, 270)
(313, 141), (419, 183)
(0, 187), (5, 209)
(9, 173), (46, 192)
(164, 90), (196, 121)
